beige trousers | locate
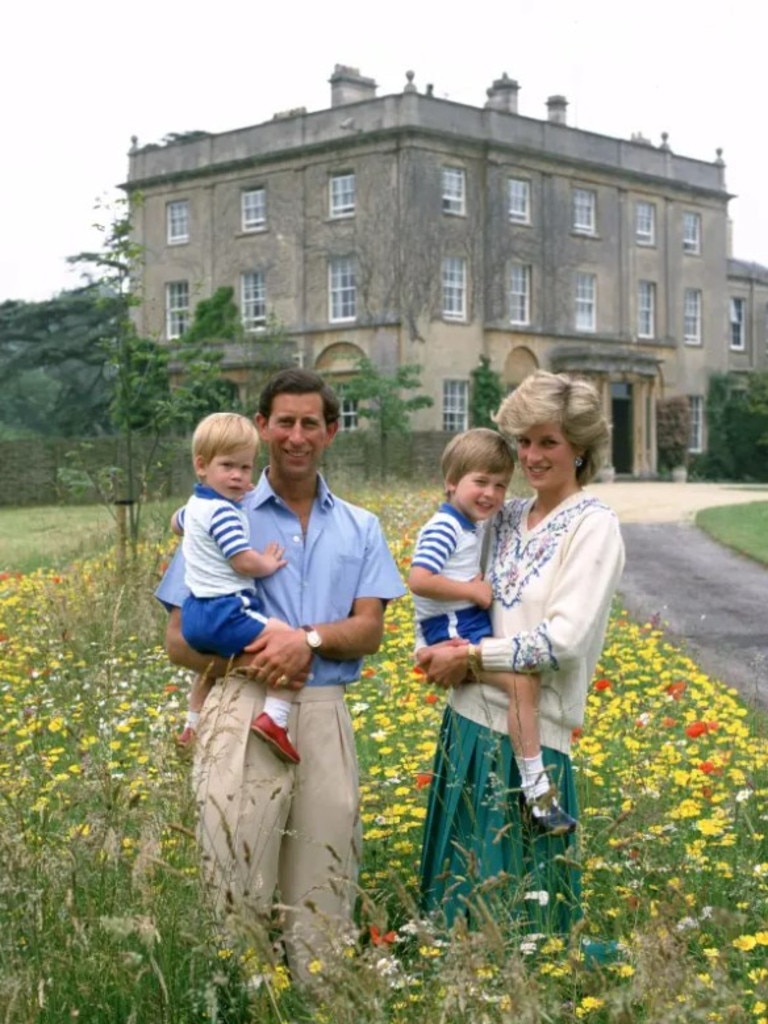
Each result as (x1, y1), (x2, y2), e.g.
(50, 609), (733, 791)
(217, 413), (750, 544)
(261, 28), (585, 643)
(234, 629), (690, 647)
(192, 674), (361, 983)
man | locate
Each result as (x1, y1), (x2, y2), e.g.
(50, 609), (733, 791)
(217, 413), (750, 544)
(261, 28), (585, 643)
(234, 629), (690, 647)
(156, 368), (406, 983)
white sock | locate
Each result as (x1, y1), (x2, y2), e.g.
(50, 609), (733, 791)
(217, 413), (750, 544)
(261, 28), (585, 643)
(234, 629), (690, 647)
(516, 753), (552, 804)
(263, 695), (291, 729)
(186, 710), (201, 729)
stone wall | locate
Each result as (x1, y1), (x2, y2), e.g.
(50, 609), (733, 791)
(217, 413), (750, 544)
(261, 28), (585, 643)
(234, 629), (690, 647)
(0, 432), (453, 507)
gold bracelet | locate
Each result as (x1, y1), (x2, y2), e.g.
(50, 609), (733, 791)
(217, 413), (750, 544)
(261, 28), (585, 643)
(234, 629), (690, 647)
(467, 643), (482, 679)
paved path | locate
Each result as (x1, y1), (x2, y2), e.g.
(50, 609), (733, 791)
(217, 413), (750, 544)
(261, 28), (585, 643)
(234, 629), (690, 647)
(585, 482), (768, 710)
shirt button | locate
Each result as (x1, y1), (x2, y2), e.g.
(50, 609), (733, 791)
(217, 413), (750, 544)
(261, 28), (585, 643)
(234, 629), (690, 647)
(292, 535), (301, 543)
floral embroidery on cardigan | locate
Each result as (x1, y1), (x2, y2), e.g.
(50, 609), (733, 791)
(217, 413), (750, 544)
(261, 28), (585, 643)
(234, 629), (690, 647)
(489, 495), (605, 611)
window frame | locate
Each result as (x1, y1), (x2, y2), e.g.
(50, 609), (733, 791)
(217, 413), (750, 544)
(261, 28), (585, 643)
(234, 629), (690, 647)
(241, 188), (266, 232)
(441, 166), (466, 216)
(572, 187), (597, 235)
(683, 288), (702, 345)
(509, 262), (531, 326)
(508, 177), (531, 224)
(637, 280), (656, 339)
(339, 395), (359, 431)
(328, 256), (357, 323)
(442, 379), (469, 432)
(241, 270), (267, 331)
(166, 200), (189, 245)
(729, 297), (746, 351)
(329, 172), (356, 219)
(574, 271), (597, 332)
(688, 395), (704, 453)
(441, 256), (467, 321)
(635, 200), (656, 246)
(165, 281), (190, 339)
(683, 211), (702, 255)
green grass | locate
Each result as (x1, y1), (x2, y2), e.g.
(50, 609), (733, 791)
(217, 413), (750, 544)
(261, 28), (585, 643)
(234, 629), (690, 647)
(696, 500), (768, 565)
(0, 499), (180, 574)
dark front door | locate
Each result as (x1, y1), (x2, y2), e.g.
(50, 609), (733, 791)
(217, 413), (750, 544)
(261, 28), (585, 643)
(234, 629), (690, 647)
(611, 382), (633, 474)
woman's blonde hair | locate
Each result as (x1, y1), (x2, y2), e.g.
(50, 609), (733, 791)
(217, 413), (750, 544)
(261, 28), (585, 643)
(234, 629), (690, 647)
(191, 412), (260, 465)
(494, 371), (610, 484)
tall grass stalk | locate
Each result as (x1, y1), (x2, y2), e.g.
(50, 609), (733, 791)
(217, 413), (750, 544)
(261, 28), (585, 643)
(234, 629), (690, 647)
(0, 485), (766, 1022)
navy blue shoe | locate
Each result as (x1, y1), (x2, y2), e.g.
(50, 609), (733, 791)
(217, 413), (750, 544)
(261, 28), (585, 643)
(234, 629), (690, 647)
(527, 801), (578, 836)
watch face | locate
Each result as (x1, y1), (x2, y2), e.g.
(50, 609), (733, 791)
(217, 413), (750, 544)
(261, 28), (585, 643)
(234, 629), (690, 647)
(306, 629), (322, 649)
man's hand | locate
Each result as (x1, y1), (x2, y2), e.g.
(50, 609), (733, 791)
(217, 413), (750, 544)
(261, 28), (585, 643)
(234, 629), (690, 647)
(244, 625), (312, 689)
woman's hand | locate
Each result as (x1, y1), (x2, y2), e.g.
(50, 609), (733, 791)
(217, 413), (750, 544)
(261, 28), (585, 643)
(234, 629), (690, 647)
(416, 639), (470, 690)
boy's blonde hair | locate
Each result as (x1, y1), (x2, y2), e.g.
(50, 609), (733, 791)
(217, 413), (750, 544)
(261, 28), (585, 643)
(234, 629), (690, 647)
(441, 428), (515, 484)
(191, 412), (260, 465)
(494, 370), (610, 485)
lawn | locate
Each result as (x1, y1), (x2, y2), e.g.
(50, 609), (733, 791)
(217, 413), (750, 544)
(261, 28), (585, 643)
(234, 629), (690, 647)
(696, 500), (768, 565)
(0, 486), (766, 1023)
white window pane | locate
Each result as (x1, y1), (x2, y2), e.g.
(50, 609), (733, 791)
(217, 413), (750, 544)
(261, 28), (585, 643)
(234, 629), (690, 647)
(574, 272), (596, 331)
(330, 173), (356, 217)
(508, 178), (530, 223)
(636, 201), (655, 245)
(442, 257), (467, 319)
(573, 188), (596, 233)
(442, 167), (466, 215)
(442, 379), (468, 431)
(241, 271), (266, 329)
(242, 189), (266, 231)
(165, 281), (190, 339)
(167, 200), (189, 244)
(509, 263), (530, 325)
(329, 257), (356, 321)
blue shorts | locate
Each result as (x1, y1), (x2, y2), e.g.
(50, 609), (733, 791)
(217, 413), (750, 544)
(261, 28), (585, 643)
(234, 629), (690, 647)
(181, 589), (270, 657)
(419, 604), (493, 646)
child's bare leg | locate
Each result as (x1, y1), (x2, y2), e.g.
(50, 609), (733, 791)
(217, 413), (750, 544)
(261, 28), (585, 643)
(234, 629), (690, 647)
(251, 619), (300, 764)
(177, 672), (214, 744)
(258, 619), (296, 727)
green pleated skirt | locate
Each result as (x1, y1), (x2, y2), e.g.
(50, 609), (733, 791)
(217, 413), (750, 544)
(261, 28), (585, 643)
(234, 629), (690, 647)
(419, 704), (581, 934)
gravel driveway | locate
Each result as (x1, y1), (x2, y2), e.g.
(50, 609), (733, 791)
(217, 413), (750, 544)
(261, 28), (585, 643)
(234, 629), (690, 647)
(586, 482), (768, 711)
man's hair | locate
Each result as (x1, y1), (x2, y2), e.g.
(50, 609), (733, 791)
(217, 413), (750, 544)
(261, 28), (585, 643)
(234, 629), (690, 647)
(441, 428), (515, 484)
(494, 370), (610, 484)
(191, 412), (260, 465)
(258, 368), (340, 425)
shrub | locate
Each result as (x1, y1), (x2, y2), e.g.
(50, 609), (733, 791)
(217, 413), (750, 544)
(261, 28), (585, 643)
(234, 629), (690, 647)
(656, 395), (691, 471)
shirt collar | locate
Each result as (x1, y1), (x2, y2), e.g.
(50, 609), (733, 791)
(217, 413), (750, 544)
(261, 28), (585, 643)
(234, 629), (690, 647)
(249, 468), (335, 511)
(193, 482), (241, 507)
(438, 501), (477, 531)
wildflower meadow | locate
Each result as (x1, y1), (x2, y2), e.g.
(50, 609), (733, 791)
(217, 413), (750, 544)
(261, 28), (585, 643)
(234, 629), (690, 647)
(0, 486), (766, 1024)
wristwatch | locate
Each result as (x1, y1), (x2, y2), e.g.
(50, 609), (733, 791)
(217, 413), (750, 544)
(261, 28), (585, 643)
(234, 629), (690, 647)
(302, 625), (322, 651)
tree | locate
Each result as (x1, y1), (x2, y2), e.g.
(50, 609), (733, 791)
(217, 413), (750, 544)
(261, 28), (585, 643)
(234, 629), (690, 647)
(341, 357), (433, 477)
(470, 356), (504, 428)
(166, 286), (240, 432)
(656, 395), (691, 473)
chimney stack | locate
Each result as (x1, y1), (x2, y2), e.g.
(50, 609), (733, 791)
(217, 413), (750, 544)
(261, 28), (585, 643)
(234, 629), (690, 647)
(485, 73), (520, 114)
(330, 65), (377, 107)
(546, 95), (568, 125)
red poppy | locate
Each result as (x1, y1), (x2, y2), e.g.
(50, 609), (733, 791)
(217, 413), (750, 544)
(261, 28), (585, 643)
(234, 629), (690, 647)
(662, 716), (677, 728)
(424, 693), (439, 705)
(370, 925), (396, 946)
(412, 665), (426, 677)
(594, 679), (612, 691)
(685, 721), (709, 738)
(665, 681), (687, 700)
(415, 772), (433, 790)
(698, 761), (717, 774)
(361, 667), (376, 678)
(571, 726), (583, 741)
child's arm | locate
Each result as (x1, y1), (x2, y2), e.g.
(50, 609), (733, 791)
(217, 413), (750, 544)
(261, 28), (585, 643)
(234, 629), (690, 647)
(408, 566), (493, 609)
(170, 506), (185, 536)
(231, 541), (287, 579)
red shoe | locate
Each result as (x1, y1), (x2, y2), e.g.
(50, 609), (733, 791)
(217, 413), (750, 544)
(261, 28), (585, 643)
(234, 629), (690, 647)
(252, 712), (300, 764)
(176, 724), (196, 747)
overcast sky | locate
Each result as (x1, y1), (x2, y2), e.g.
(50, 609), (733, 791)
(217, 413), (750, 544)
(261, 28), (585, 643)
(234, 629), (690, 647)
(3, 0), (766, 303)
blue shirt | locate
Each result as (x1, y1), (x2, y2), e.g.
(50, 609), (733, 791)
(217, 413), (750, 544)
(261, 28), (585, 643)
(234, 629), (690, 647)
(155, 470), (407, 686)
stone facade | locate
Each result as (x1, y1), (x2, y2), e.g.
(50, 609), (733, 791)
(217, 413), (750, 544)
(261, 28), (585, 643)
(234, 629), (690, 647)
(124, 65), (767, 476)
